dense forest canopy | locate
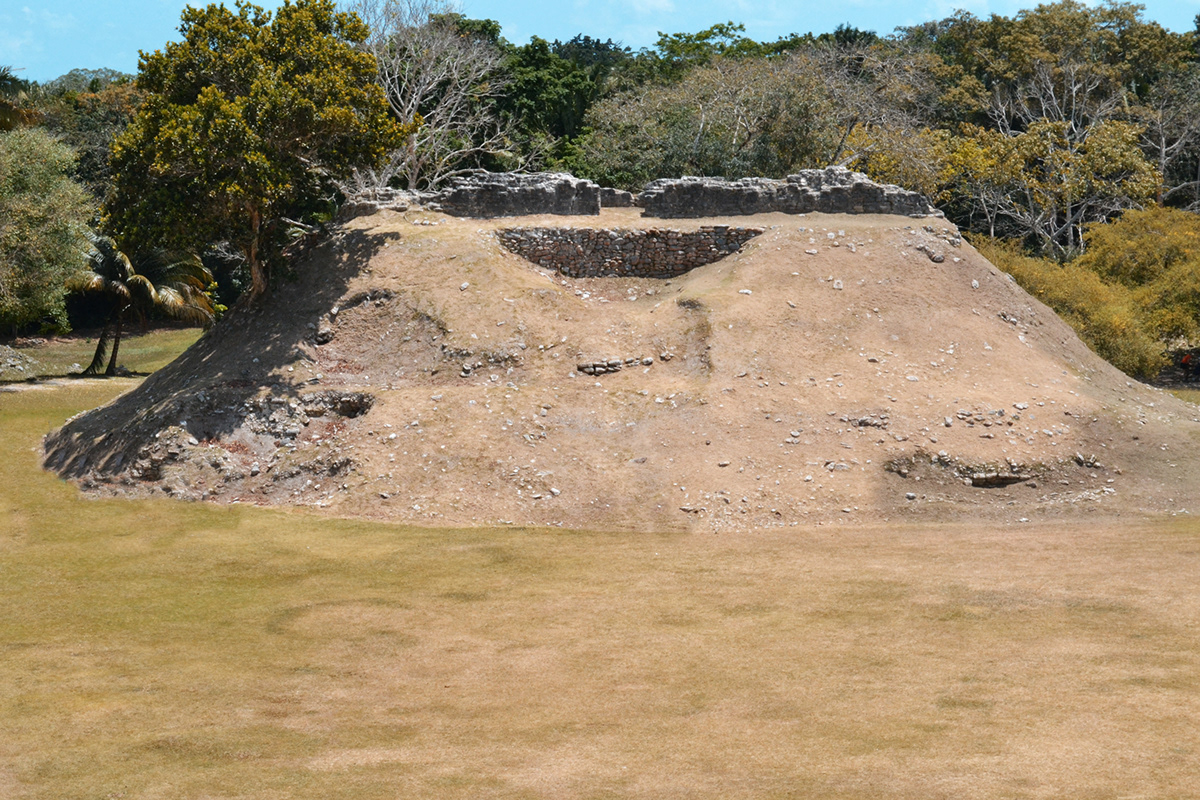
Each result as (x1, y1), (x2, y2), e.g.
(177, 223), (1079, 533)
(3, 0), (1200, 378)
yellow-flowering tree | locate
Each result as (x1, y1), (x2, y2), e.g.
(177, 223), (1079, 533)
(1075, 207), (1200, 344)
(945, 121), (1158, 255)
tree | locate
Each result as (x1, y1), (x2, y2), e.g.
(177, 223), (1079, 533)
(1075, 206), (1200, 343)
(945, 120), (1159, 255)
(941, 126), (1017, 238)
(33, 75), (142, 202)
(106, 0), (404, 300)
(68, 234), (214, 376)
(0, 128), (92, 334)
(575, 56), (834, 189)
(906, 1), (1194, 136)
(501, 37), (601, 142)
(351, 0), (523, 190)
(0, 66), (35, 132)
(551, 35), (630, 73)
(1131, 65), (1200, 208)
(36, 68), (131, 95)
(796, 41), (946, 166)
(844, 124), (952, 200)
(651, 22), (767, 77)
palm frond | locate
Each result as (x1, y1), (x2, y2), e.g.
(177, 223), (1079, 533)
(138, 250), (214, 290)
(125, 274), (158, 307)
(75, 233), (213, 325)
(84, 232), (134, 282)
(65, 273), (108, 294)
(156, 286), (216, 327)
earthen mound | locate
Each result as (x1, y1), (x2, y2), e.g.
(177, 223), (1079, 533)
(43, 207), (1200, 531)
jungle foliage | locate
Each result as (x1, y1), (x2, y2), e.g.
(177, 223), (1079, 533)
(0, 128), (93, 333)
(5, 1), (1200, 375)
(105, 0), (409, 300)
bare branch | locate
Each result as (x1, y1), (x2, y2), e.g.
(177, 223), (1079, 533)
(347, 0), (533, 190)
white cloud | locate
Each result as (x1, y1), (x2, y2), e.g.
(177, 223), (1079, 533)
(0, 14), (35, 62)
(627, 0), (675, 15)
(38, 9), (78, 31)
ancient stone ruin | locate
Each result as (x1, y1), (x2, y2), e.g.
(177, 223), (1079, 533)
(600, 187), (636, 207)
(340, 167), (937, 221)
(336, 186), (415, 220)
(496, 225), (763, 278)
(639, 167), (937, 218)
(428, 171), (601, 217)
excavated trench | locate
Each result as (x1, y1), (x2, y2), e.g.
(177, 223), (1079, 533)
(496, 226), (763, 278)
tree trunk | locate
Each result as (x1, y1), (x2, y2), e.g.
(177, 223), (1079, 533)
(247, 206), (268, 300)
(105, 311), (124, 376)
(83, 308), (117, 376)
(830, 117), (859, 166)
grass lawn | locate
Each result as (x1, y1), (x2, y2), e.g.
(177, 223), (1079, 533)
(2, 383), (1199, 799)
(1169, 386), (1200, 406)
(1, 328), (203, 381)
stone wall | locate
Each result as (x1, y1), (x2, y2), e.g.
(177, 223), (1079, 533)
(337, 187), (416, 220)
(429, 171), (601, 217)
(497, 226), (762, 279)
(339, 168), (938, 221)
(600, 187), (635, 207)
(639, 166), (937, 218)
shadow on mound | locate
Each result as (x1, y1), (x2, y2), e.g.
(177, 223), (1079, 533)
(44, 229), (394, 481)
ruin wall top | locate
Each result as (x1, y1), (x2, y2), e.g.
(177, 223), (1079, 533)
(638, 167), (938, 219)
(340, 167), (938, 220)
(429, 172), (601, 218)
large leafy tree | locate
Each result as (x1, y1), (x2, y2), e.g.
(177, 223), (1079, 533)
(33, 72), (142, 202)
(576, 56), (834, 190)
(941, 120), (1158, 255)
(69, 234), (214, 376)
(501, 37), (600, 143)
(0, 128), (93, 334)
(106, 0), (406, 300)
(903, 1), (1194, 133)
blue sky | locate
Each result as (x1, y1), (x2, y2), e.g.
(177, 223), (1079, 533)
(2, 0), (1199, 83)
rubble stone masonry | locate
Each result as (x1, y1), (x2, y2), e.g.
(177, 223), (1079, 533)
(497, 226), (763, 278)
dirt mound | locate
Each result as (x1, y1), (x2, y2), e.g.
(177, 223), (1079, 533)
(43, 207), (1200, 530)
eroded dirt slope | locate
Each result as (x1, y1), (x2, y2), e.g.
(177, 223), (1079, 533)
(44, 207), (1200, 531)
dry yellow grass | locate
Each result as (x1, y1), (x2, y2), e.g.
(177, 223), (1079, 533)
(4, 382), (1200, 798)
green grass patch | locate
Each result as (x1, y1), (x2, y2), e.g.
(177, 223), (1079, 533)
(1168, 386), (1200, 406)
(1, 328), (201, 382)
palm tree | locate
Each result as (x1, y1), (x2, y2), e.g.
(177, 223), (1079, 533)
(69, 233), (215, 376)
(0, 66), (33, 132)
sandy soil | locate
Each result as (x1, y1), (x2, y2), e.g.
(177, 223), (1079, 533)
(43, 207), (1200, 531)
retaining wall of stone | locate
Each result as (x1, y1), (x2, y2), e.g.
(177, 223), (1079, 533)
(497, 226), (763, 278)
